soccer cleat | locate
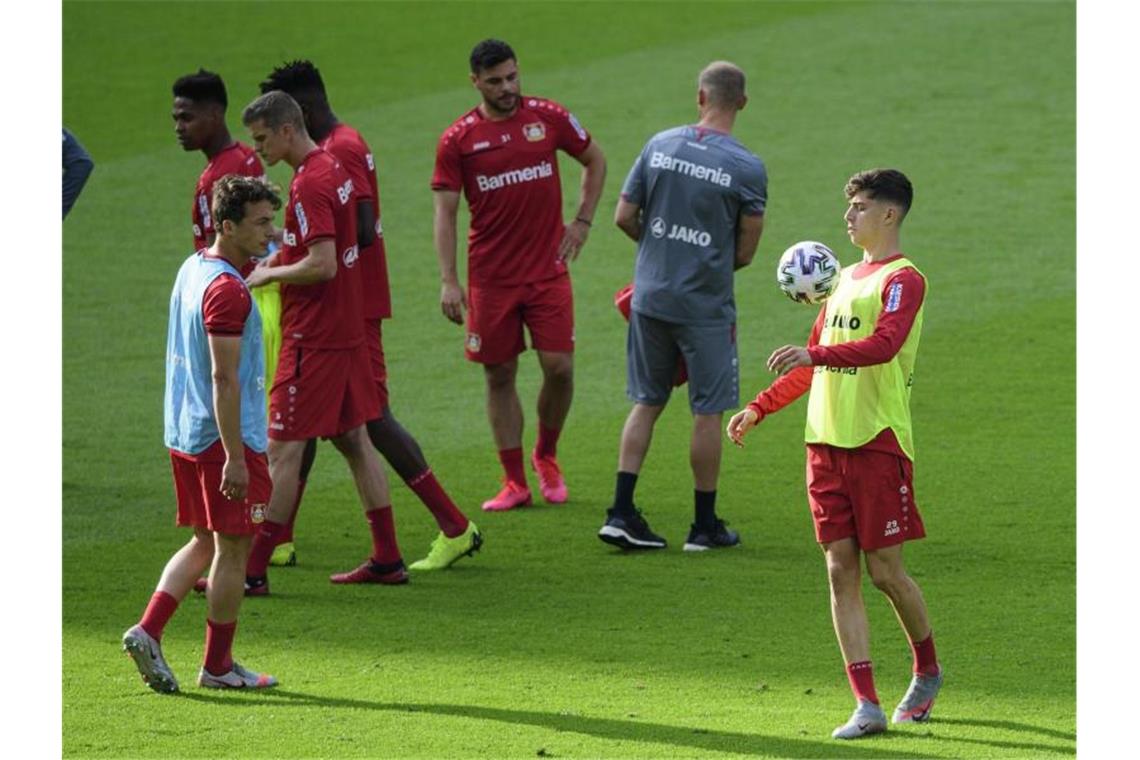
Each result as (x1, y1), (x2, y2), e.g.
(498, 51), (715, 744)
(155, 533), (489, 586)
(122, 624), (179, 694)
(194, 576), (269, 596)
(409, 522), (483, 571)
(683, 520), (741, 552)
(329, 559), (409, 585)
(893, 670), (943, 723)
(197, 661), (278, 689)
(598, 507), (667, 550)
(531, 452), (568, 503)
(831, 700), (888, 740)
(481, 480), (532, 512)
(269, 541), (297, 567)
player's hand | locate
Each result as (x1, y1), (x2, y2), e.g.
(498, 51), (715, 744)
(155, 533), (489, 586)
(767, 345), (812, 375)
(557, 219), (590, 262)
(727, 407), (760, 447)
(440, 280), (467, 325)
(245, 266), (274, 289)
(220, 457), (249, 501)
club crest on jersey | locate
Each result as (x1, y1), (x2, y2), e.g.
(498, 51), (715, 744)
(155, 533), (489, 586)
(523, 122), (546, 142)
(466, 333), (482, 353)
(250, 503), (266, 524)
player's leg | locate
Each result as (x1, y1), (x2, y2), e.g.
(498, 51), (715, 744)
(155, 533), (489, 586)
(327, 424), (408, 585)
(682, 412), (740, 550)
(526, 274), (575, 503)
(599, 312), (675, 550)
(481, 357), (533, 510)
(270, 437), (316, 568)
(243, 437), (307, 592)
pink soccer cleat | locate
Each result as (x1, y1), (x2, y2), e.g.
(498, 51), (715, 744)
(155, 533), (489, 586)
(481, 480), (533, 512)
(531, 452), (568, 504)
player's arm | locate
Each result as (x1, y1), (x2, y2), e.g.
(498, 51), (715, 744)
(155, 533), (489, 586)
(356, 199), (377, 248)
(558, 142), (607, 262)
(207, 333), (248, 500)
(733, 211), (764, 270)
(614, 197), (642, 242)
(728, 309), (824, 446)
(246, 239), (337, 288)
(433, 189), (465, 324)
(62, 129), (95, 219)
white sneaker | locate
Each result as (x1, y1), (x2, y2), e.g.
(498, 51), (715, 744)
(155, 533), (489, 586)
(893, 670), (944, 723)
(122, 624), (179, 693)
(197, 661), (278, 689)
(831, 700), (888, 739)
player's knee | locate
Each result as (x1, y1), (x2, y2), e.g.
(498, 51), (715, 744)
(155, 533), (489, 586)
(541, 355), (574, 386)
(866, 557), (906, 595)
(213, 533), (252, 564)
(484, 362), (517, 391)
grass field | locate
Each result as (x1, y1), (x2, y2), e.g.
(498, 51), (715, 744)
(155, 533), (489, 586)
(61, 1), (1075, 757)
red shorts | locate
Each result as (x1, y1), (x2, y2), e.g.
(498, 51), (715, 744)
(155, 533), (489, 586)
(171, 442), (271, 536)
(269, 341), (380, 440)
(364, 319), (390, 410)
(465, 274), (574, 364)
(805, 444), (926, 551)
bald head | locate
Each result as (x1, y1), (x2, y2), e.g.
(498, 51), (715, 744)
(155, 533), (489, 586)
(698, 61), (747, 110)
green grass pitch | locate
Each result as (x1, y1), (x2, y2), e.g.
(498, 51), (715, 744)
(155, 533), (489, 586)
(62, 1), (1075, 757)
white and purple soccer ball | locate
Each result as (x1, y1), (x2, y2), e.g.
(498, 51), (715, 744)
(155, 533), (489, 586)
(776, 241), (840, 304)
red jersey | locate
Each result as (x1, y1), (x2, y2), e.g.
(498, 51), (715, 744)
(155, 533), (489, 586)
(192, 142), (264, 250)
(278, 148), (364, 349)
(321, 124), (392, 320)
(431, 96), (592, 287)
(747, 257), (926, 458)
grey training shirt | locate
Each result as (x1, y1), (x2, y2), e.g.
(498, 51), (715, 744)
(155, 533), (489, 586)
(621, 125), (767, 325)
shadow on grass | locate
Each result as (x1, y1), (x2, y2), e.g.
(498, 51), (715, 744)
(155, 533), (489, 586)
(177, 690), (916, 758)
(934, 716), (1076, 743)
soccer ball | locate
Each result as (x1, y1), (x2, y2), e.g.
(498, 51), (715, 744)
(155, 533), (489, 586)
(776, 241), (840, 304)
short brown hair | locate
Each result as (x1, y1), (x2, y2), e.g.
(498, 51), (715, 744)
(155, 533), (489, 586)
(698, 61), (746, 108)
(241, 90), (306, 131)
(211, 174), (282, 228)
(845, 168), (913, 218)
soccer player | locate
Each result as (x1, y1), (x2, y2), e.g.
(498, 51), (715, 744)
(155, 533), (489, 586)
(598, 62), (767, 551)
(726, 169), (942, 739)
(172, 70), (265, 252)
(62, 128), (94, 218)
(258, 60), (480, 571)
(432, 39), (607, 511)
(122, 175), (281, 692)
(240, 91), (407, 590)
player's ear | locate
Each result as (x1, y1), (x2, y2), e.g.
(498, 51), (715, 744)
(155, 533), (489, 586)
(469, 71), (479, 88)
(738, 94), (748, 111)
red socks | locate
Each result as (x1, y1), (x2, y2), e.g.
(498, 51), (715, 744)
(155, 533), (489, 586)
(246, 520), (285, 577)
(366, 507), (402, 565)
(535, 424), (561, 459)
(279, 479), (306, 544)
(846, 661), (880, 705)
(498, 448), (527, 486)
(407, 470), (468, 538)
(139, 591), (179, 641)
(203, 619), (237, 676)
(911, 632), (940, 676)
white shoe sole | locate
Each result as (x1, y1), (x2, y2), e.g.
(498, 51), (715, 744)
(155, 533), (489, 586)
(598, 525), (665, 549)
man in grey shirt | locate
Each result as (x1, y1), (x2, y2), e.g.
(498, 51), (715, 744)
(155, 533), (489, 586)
(599, 61), (767, 551)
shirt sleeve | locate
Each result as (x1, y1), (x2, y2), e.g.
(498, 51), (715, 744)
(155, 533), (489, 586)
(431, 129), (463, 192)
(746, 308), (826, 420)
(619, 144), (648, 206)
(201, 274), (251, 336)
(555, 107), (592, 158)
(738, 155), (767, 216)
(806, 268), (926, 368)
(295, 173), (337, 246)
(62, 128), (95, 218)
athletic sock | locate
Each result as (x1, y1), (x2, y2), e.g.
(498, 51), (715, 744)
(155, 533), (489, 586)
(203, 619), (237, 676)
(694, 489), (718, 529)
(407, 469), (468, 538)
(246, 520), (285, 578)
(535, 424), (561, 459)
(498, 448), (527, 486)
(911, 632), (940, 676)
(366, 506), (402, 565)
(139, 591), (179, 641)
(846, 661), (880, 705)
(612, 471), (638, 514)
(279, 478), (306, 545)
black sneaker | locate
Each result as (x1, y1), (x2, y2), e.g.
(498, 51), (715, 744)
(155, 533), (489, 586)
(598, 507), (667, 550)
(683, 520), (740, 552)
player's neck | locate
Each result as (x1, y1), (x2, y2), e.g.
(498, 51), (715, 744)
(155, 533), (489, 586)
(286, 138), (321, 169)
(201, 131), (234, 160)
(308, 112), (338, 143)
(208, 239), (246, 270)
(478, 101), (517, 122)
(862, 239), (902, 263)
(697, 110), (735, 135)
